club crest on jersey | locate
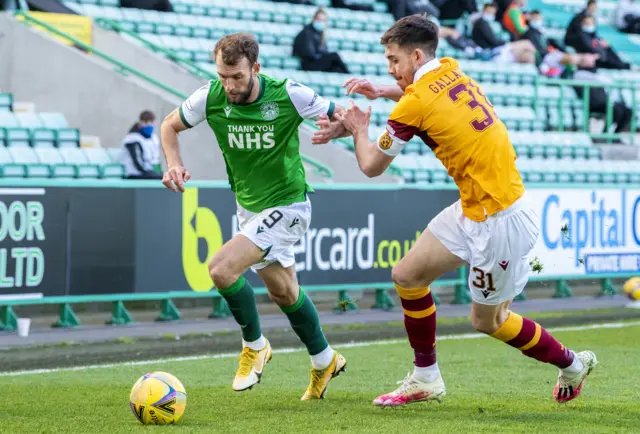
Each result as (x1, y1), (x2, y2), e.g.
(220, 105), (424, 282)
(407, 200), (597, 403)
(224, 106), (232, 117)
(379, 131), (393, 150)
(260, 101), (279, 121)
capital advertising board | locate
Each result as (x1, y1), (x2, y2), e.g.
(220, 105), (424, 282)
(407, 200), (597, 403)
(527, 188), (640, 278)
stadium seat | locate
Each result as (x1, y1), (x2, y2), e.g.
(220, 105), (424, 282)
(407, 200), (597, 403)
(0, 111), (31, 147)
(34, 148), (76, 178)
(38, 112), (80, 147)
(8, 147), (50, 177)
(0, 146), (26, 177)
(59, 148), (101, 178)
(0, 93), (12, 111)
(15, 112), (57, 148)
(83, 147), (125, 178)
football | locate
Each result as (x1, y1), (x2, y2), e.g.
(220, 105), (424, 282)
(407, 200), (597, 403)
(129, 371), (187, 425)
(623, 277), (640, 301)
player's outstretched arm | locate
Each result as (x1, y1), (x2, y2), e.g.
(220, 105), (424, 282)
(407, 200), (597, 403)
(337, 101), (395, 178)
(160, 108), (192, 193)
(344, 78), (404, 102)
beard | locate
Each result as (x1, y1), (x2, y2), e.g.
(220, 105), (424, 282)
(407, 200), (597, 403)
(227, 76), (255, 106)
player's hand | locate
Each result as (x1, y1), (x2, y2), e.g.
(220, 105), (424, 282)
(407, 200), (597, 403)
(599, 39), (609, 48)
(162, 165), (191, 193)
(343, 78), (382, 100)
(335, 100), (371, 134)
(311, 114), (348, 145)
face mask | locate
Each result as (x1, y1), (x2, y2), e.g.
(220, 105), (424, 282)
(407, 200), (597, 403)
(529, 20), (542, 29)
(582, 25), (596, 33)
(483, 14), (495, 22)
(140, 125), (154, 138)
(312, 21), (326, 32)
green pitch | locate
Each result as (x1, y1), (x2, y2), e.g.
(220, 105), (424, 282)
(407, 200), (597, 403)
(3, 322), (639, 434)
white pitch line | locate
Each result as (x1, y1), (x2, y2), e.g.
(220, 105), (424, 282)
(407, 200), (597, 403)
(1, 320), (639, 378)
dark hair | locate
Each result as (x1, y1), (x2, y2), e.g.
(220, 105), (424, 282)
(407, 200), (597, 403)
(213, 33), (259, 66)
(587, 0), (597, 6)
(380, 14), (439, 57)
(581, 14), (595, 23)
(530, 9), (541, 15)
(139, 110), (155, 122)
(483, 2), (498, 10)
(313, 8), (327, 20)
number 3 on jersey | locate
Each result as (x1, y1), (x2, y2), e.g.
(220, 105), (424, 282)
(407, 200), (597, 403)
(447, 81), (495, 132)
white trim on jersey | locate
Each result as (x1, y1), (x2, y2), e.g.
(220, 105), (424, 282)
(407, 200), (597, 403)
(180, 81), (211, 128)
(285, 79), (334, 121)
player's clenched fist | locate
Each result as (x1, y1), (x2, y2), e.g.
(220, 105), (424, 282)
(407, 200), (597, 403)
(162, 165), (191, 193)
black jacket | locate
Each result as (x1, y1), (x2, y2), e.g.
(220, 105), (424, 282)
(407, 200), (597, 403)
(472, 18), (505, 49)
(564, 10), (598, 50)
(292, 24), (327, 61)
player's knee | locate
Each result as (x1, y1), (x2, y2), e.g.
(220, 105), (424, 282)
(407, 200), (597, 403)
(472, 309), (509, 334)
(209, 259), (238, 290)
(391, 264), (433, 289)
(267, 283), (298, 306)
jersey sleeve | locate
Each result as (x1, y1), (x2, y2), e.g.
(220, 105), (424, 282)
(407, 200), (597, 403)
(286, 79), (335, 121)
(179, 82), (211, 128)
(377, 94), (423, 157)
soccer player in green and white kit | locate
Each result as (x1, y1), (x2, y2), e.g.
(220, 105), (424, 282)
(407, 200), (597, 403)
(160, 33), (347, 400)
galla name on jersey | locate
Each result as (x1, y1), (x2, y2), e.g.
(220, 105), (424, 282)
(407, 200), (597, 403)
(179, 74), (335, 213)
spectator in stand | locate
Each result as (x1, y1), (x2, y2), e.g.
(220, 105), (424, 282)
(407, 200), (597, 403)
(331, 0), (373, 12)
(120, 110), (163, 180)
(435, 0), (478, 21)
(472, 3), (537, 64)
(272, 0), (314, 5)
(119, 0), (173, 12)
(293, 8), (350, 74)
(572, 69), (633, 136)
(615, 0), (640, 34)
(502, 0), (529, 40)
(566, 15), (631, 69)
(382, 0), (440, 21)
(565, 0), (598, 48)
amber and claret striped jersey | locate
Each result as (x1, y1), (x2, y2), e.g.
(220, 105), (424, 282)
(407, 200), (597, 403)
(377, 57), (525, 222)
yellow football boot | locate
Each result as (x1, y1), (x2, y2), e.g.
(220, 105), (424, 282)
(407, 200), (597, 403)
(301, 351), (347, 400)
(232, 340), (273, 391)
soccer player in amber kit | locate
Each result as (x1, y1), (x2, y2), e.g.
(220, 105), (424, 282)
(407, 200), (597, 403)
(313, 15), (597, 407)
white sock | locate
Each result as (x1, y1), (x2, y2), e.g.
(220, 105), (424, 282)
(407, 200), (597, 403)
(243, 335), (267, 351)
(412, 362), (441, 383)
(310, 345), (335, 370)
(561, 351), (584, 376)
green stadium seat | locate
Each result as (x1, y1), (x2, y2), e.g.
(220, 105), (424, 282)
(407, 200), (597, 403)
(0, 146), (25, 177)
(38, 113), (80, 147)
(60, 148), (101, 178)
(83, 148), (125, 178)
(0, 93), (12, 111)
(8, 147), (50, 177)
(34, 148), (76, 178)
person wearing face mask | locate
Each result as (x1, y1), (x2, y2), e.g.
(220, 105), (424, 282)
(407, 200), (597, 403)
(292, 8), (350, 74)
(567, 15), (630, 70)
(120, 110), (163, 179)
(472, 2), (536, 64)
(565, 0), (598, 48)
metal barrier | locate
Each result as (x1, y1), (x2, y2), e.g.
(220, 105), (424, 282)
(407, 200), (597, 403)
(534, 76), (639, 144)
(0, 276), (469, 331)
